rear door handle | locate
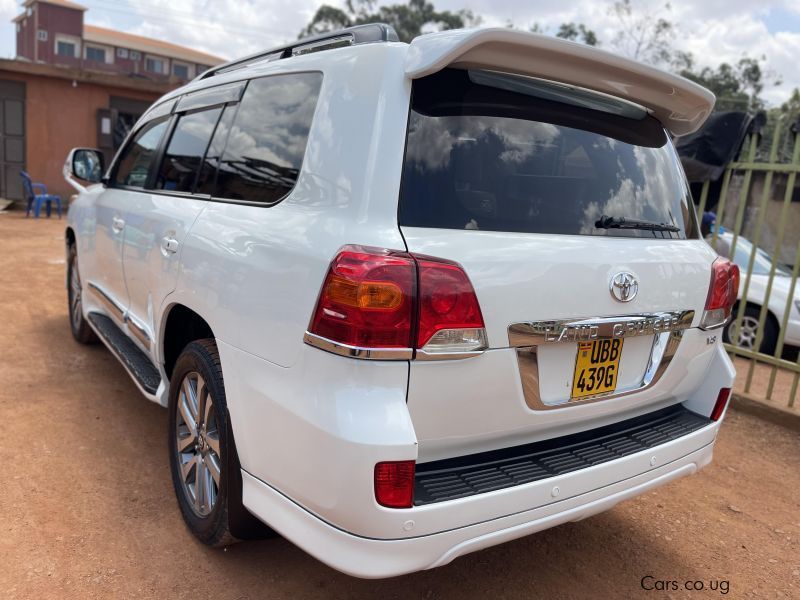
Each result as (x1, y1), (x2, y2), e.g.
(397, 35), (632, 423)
(161, 236), (179, 255)
(112, 216), (125, 233)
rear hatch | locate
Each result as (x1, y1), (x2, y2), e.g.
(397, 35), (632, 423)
(400, 68), (717, 460)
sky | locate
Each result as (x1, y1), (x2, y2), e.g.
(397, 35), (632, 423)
(1, 0), (799, 106)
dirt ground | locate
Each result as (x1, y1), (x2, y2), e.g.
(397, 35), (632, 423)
(1, 210), (799, 599)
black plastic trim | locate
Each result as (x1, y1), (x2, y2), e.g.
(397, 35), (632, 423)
(413, 405), (712, 506)
(88, 312), (160, 394)
(198, 23), (399, 81)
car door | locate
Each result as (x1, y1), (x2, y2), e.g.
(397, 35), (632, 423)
(85, 116), (171, 324)
(120, 100), (231, 354)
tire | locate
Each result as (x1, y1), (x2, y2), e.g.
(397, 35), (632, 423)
(67, 244), (98, 344)
(168, 339), (270, 546)
(723, 305), (778, 354)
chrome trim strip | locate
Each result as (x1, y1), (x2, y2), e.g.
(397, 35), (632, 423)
(125, 314), (151, 347)
(303, 332), (413, 361)
(508, 310), (694, 347)
(87, 282), (125, 321)
(415, 348), (484, 361)
(509, 311), (694, 411)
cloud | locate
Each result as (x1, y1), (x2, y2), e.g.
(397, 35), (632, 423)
(0, 0), (797, 105)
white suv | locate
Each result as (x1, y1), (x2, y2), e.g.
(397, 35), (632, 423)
(63, 25), (738, 578)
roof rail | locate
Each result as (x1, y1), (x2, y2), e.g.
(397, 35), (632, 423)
(197, 23), (399, 81)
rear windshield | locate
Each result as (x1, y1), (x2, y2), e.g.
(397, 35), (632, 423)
(399, 69), (697, 239)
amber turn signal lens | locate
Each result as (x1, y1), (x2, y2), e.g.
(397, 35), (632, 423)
(357, 281), (403, 310)
(326, 276), (403, 310)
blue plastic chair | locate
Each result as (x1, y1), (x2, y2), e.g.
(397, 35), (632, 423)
(21, 171), (62, 218)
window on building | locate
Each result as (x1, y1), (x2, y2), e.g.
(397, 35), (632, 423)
(56, 40), (76, 58)
(130, 50), (141, 60)
(85, 46), (107, 63)
(145, 57), (165, 74)
(155, 107), (222, 192)
(172, 62), (190, 79)
(113, 118), (170, 188)
(117, 47), (129, 59)
(36, 29), (48, 41)
(214, 72), (323, 204)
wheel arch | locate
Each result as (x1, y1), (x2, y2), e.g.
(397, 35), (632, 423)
(161, 303), (215, 380)
(161, 304), (270, 540)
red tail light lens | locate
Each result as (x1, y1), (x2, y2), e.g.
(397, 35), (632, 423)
(307, 246), (488, 357)
(701, 258), (740, 330)
(416, 256), (486, 351)
(374, 461), (415, 508)
(308, 246), (415, 348)
(711, 387), (732, 421)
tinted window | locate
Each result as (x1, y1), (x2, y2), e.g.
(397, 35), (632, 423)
(195, 105), (236, 195)
(214, 72), (322, 204)
(114, 118), (169, 188)
(399, 69), (696, 239)
(155, 107), (222, 192)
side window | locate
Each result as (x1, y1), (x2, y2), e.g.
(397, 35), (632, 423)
(214, 72), (322, 204)
(113, 118), (169, 188)
(155, 107), (222, 192)
(195, 105), (236, 195)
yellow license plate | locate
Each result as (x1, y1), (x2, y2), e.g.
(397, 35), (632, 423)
(571, 339), (624, 399)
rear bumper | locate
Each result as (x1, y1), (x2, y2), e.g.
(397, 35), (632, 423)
(242, 433), (715, 578)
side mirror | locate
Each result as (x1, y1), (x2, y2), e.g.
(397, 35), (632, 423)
(64, 148), (105, 192)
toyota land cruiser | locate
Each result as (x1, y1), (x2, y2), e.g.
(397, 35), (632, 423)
(63, 24), (738, 578)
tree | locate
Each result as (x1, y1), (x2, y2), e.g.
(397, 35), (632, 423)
(610, 0), (682, 68)
(300, 0), (478, 43)
(556, 22), (598, 46)
(522, 22), (599, 46)
(679, 57), (778, 113)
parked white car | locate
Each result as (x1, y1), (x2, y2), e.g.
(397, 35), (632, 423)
(709, 231), (800, 352)
(63, 25), (737, 578)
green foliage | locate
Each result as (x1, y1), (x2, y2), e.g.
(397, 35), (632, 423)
(299, 0), (478, 42)
(679, 57), (779, 113)
(555, 22), (599, 46)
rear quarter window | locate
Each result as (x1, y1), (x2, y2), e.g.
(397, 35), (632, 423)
(399, 69), (697, 239)
(213, 72), (322, 205)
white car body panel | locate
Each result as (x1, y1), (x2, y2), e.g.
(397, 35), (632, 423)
(121, 192), (207, 353)
(64, 27), (736, 578)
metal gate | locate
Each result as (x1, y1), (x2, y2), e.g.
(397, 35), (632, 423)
(696, 116), (800, 409)
(0, 79), (25, 201)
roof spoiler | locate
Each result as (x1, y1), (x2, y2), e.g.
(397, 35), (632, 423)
(405, 28), (715, 137)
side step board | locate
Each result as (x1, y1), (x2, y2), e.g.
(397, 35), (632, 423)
(88, 312), (161, 395)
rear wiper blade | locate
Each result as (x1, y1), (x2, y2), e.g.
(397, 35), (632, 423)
(595, 215), (680, 233)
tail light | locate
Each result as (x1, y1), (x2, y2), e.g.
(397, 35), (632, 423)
(374, 461), (415, 508)
(700, 258), (740, 330)
(710, 387), (732, 421)
(305, 245), (487, 359)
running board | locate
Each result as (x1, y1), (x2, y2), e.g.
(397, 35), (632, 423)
(88, 312), (161, 395)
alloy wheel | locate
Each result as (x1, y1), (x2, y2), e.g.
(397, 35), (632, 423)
(175, 371), (222, 517)
(69, 258), (83, 331)
(728, 315), (760, 350)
